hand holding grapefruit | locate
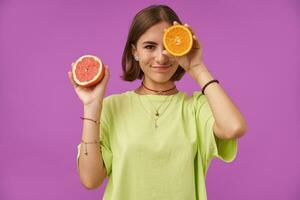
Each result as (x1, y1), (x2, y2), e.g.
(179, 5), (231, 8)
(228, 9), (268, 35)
(72, 55), (105, 87)
(68, 55), (110, 106)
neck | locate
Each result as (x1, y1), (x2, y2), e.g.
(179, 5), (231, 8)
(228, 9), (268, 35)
(135, 79), (178, 95)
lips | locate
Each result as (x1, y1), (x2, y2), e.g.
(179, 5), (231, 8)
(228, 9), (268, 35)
(151, 64), (172, 73)
(151, 64), (172, 68)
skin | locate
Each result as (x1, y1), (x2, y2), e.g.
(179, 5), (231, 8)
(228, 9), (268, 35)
(68, 19), (248, 189)
(132, 21), (180, 95)
(132, 21), (248, 139)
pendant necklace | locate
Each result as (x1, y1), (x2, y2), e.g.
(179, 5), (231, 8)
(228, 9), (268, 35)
(138, 82), (178, 129)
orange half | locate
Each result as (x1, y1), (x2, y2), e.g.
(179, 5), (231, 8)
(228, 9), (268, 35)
(163, 25), (193, 56)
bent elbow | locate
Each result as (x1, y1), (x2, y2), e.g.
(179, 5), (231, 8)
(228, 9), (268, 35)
(228, 123), (248, 139)
(81, 181), (101, 190)
(80, 177), (104, 190)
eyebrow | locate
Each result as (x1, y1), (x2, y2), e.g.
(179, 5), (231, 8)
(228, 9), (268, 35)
(142, 41), (157, 45)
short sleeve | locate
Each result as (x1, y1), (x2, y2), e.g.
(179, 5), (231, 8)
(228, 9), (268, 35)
(76, 99), (113, 176)
(76, 143), (81, 171)
(75, 121), (112, 176)
(99, 118), (113, 176)
(193, 91), (238, 172)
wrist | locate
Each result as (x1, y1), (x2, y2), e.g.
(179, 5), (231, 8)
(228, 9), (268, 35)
(84, 99), (102, 108)
(84, 102), (102, 119)
(188, 64), (212, 85)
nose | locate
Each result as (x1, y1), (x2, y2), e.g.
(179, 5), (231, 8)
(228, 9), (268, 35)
(154, 47), (169, 64)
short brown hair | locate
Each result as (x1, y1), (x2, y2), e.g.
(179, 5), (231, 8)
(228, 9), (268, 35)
(121, 5), (186, 82)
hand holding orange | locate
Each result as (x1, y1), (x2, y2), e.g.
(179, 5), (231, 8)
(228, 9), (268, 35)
(163, 21), (204, 76)
(163, 23), (194, 56)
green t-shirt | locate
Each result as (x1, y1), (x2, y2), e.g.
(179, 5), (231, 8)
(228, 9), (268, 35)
(77, 90), (237, 200)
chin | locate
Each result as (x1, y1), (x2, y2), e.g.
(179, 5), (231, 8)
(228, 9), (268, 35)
(151, 75), (173, 83)
(143, 67), (177, 83)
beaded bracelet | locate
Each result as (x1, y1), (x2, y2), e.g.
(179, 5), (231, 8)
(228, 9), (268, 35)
(202, 79), (219, 95)
(80, 116), (100, 125)
(81, 139), (101, 156)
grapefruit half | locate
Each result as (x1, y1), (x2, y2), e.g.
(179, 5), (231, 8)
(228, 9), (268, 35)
(72, 55), (105, 87)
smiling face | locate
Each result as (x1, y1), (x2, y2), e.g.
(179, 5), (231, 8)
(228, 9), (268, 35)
(132, 21), (179, 85)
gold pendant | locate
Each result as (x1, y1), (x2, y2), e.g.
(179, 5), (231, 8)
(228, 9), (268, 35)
(155, 111), (159, 117)
(154, 112), (159, 128)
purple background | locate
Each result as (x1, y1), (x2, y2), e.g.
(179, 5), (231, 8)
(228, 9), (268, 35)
(0, 0), (299, 199)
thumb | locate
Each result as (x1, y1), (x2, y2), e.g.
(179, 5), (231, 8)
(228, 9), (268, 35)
(95, 65), (110, 89)
(103, 65), (110, 82)
(94, 65), (110, 94)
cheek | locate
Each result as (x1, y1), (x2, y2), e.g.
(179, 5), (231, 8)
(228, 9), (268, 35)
(172, 62), (180, 70)
(139, 53), (153, 65)
(138, 58), (151, 72)
(172, 66), (180, 73)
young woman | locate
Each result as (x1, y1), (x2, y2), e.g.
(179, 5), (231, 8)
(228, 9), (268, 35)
(68, 4), (247, 200)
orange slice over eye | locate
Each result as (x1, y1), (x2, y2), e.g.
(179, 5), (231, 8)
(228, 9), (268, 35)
(163, 24), (193, 56)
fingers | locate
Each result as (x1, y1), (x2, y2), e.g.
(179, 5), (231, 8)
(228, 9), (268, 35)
(183, 23), (195, 36)
(173, 21), (179, 25)
(94, 65), (110, 92)
(172, 21), (198, 43)
(69, 62), (79, 88)
(172, 21), (192, 32)
(181, 22), (201, 49)
(192, 35), (201, 50)
(67, 71), (79, 88)
(102, 65), (110, 83)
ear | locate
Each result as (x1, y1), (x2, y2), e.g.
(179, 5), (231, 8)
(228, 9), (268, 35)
(131, 44), (137, 58)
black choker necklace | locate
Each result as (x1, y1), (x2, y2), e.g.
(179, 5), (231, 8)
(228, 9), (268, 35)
(141, 82), (177, 94)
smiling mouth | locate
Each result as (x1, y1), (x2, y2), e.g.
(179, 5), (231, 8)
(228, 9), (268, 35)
(151, 64), (172, 68)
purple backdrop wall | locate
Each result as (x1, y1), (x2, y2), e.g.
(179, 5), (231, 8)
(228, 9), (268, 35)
(0, 0), (299, 199)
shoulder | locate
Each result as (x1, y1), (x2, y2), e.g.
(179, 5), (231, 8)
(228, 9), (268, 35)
(191, 91), (213, 120)
(192, 91), (208, 107)
(175, 91), (210, 116)
(177, 91), (207, 108)
(102, 91), (134, 114)
(103, 91), (132, 104)
(101, 91), (133, 122)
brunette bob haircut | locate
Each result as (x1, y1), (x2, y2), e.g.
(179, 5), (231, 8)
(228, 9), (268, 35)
(121, 5), (186, 82)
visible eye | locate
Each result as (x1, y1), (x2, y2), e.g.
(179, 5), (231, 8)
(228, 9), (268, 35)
(144, 45), (155, 50)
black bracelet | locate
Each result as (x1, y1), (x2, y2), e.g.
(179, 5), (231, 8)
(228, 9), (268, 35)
(202, 79), (219, 95)
(80, 116), (100, 125)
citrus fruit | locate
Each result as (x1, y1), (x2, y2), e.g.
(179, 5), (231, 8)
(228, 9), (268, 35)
(72, 55), (105, 87)
(163, 24), (193, 56)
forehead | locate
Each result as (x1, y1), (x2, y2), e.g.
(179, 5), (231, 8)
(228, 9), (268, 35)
(138, 21), (171, 44)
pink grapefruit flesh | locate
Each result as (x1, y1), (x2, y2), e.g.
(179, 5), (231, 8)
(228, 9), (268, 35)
(72, 55), (105, 87)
